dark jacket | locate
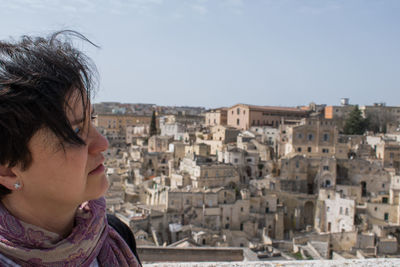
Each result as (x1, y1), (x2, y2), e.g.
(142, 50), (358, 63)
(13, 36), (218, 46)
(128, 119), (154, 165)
(107, 214), (142, 266)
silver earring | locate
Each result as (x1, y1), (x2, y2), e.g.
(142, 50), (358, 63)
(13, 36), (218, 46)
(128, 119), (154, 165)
(14, 182), (21, 190)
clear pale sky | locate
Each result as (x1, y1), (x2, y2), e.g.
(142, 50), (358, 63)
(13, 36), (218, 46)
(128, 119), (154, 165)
(1, 0), (399, 108)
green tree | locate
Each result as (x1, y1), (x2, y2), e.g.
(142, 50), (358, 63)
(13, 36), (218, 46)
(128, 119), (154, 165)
(149, 110), (157, 136)
(343, 105), (368, 135)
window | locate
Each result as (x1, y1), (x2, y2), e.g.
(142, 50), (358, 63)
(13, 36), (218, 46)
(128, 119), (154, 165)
(382, 197), (388, 203)
(384, 213), (389, 221)
(374, 206), (378, 211)
(237, 119), (240, 125)
(308, 147), (312, 153)
(241, 207), (243, 212)
(297, 147), (302, 152)
(237, 108), (240, 115)
(308, 133), (314, 141)
(323, 166), (329, 171)
(327, 206), (330, 211)
(323, 133), (329, 142)
(345, 208), (349, 215)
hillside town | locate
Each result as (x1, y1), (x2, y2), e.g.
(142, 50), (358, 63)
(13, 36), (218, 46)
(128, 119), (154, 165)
(95, 98), (400, 261)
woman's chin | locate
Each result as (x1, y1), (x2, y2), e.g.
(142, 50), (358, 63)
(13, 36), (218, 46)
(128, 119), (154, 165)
(85, 174), (109, 202)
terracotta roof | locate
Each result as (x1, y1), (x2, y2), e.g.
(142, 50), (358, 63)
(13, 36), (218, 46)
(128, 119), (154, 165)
(230, 104), (309, 113)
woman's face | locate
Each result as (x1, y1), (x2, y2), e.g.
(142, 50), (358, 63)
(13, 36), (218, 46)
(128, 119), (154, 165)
(12, 93), (109, 208)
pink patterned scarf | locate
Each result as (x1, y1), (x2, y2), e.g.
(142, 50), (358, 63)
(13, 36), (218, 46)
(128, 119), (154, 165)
(0, 197), (140, 267)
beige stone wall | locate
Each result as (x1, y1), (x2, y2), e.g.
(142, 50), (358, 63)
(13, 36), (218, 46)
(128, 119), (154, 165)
(172, 142), (185, 161)
(193, 143), (211, 157)
(227, 104), (308, 130)
(376, 141), (400, 170)
(330, 231), (358, 251)
(196, 139), (223, 155)
(220, 199), (250, 230)
(217, 189), (236, 204)
(227, 104), (250, 130)
(289, 119), (337, 157)
(96, 113), (152, 132)
(366, 202), (399, 224)
(205, 109), (227, 126)
(324, 105), (354, 120)
(148, 136), (173, 153)
(212, 126), (240, 144)
(191, 164), (239, 189)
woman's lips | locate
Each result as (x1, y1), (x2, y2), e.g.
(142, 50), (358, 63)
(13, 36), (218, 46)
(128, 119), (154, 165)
(88, 164), (105, 175)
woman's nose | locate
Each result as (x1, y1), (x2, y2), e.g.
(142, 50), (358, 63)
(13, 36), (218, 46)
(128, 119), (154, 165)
(88, 124), (109, 154)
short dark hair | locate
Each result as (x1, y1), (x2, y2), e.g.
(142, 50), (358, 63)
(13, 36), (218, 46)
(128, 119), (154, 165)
(0, 30), (98, 196)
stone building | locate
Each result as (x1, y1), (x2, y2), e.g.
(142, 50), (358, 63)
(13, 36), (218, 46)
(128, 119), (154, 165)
(204, 108), (228, 126)
(227, 104), (309, 130)
(315, 190), (355, 233)
(280, 118), (338, 158)
(360, 104), (400, 133)
(185, 143), (211, 158)
(142, 151), (173, 177)
(126, 125), (149, 144)
(250, 126), (279, 147)
(159, 115), (187, 141)
(178, 156), (240, 189)
(210, 125), (240, 144)
(148, 135), (173, 153)
(336, 159), (391, 199)
(376, 139), (400, 172)
(279, 155), (310, 194)
(95, 113), (153, 135)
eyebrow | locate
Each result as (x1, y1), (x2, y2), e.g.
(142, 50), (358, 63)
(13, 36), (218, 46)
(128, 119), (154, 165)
(70, 106), (95, 126)
(70, 117), (85, 126)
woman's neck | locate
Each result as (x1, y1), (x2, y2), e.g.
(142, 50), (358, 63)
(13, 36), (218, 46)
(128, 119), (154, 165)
(1, 194), (77, 238)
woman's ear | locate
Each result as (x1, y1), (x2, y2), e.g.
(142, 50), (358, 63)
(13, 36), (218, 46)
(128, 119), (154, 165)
(0, 165), (20, 190)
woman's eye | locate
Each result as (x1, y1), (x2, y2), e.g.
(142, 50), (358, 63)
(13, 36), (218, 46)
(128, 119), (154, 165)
(74, 127), (81, 134)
